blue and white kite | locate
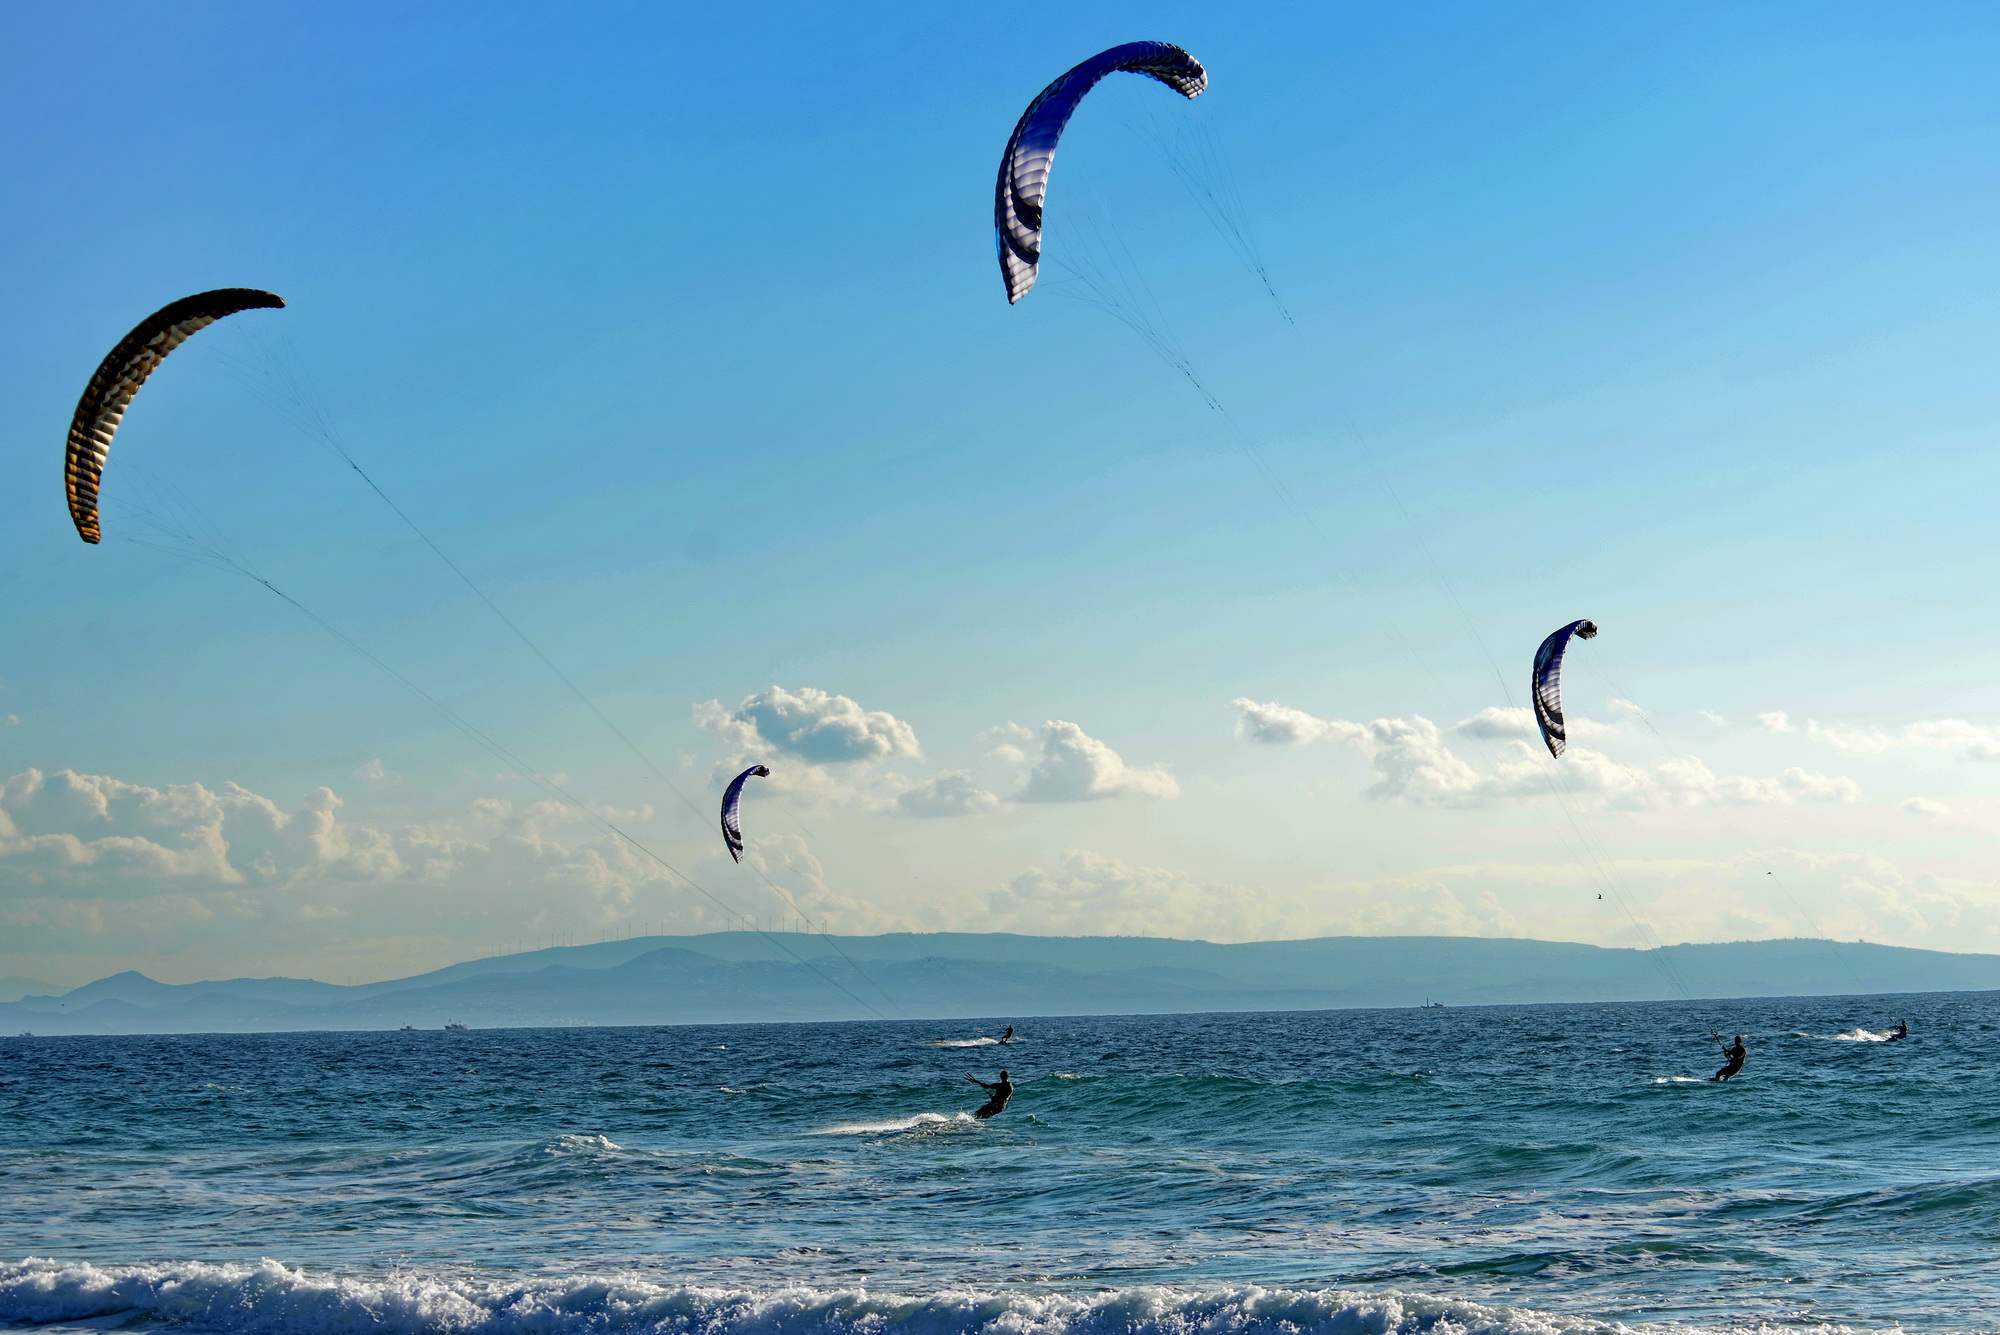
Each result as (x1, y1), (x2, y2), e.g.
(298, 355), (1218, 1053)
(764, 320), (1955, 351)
(1532, 620), (1598, 759)
(994, 42), (1207, 304)
(719, 764), (771, 863)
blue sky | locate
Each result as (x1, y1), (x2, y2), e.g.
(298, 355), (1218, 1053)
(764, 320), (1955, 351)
(5, 1), (2000, 985)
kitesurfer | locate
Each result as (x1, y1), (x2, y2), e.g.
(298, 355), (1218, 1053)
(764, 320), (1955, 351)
(999, 1025), (1014, 1044)
(965, 1070), (1014, 1119)
(1710, 1032), (1747, 1082)
(1886, 1020), (1908, 1042)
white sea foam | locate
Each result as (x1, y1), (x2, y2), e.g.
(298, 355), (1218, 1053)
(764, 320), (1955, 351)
(923, 1037), (1000, 1048)
(810, 1112), (975, 1136)
(1831, 1029), (1893, 1043)
(1652, 1076), (1707, 1084)
(0, 1260), (1639, 1335)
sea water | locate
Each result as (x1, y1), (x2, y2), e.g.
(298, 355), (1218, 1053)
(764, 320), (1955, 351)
(2, 992), (1996, 1335)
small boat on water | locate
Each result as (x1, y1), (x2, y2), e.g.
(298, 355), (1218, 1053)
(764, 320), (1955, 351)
(1422, 998), (1447, 1009)
(398, 1025), (417, 1032)
(444, 1020), (469, 1031)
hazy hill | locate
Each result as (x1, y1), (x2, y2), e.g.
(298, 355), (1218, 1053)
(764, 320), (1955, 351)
(5, 932), (1994, 1035)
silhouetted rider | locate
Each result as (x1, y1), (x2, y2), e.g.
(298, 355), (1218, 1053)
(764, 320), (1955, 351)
(1710, 1032), (1747, 1082)
(965, 1069), (1014, 1119)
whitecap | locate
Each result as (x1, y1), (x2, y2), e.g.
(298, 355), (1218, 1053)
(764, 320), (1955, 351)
(0, 1260), (1641, 1335)
(922, 1036), (999, 1048)
(810, 1112), (975, 1136)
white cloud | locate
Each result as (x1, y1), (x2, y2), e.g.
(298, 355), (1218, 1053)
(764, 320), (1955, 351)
(695, 686), (921, 764)
(0, 769), (377, 889)
(1800, 717), (2000, 762)
(1, 715), (17, 729)
(1243, 699), (1617, 750)
(1454, 706), (1537, 741)
(897, 770), (1002, 818)
(1016, 721), (1179, 802)
(1907, 720), (2000, 761)
(734, 834), (906, 935)
(978, 721), (1035, 764)
(1805, 720), (1892, 754)
(353, 759), (401, 787)
(1229, 702), (1859, 811)
(1898, 796), (1949, 818)
(1758, 711), (1796, 734)
(1230, 698), (1358, 746)
(0, 768), (749, 961)
(1698, 711), (1729, 729)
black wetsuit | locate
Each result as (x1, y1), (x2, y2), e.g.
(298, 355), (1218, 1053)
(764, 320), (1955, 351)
(1886, 1022), (1908, 1042)
(999, 1026), (1014, 1045)
(1711, 1040), (1747, 1082)
(967, 1074), (1013, 1119)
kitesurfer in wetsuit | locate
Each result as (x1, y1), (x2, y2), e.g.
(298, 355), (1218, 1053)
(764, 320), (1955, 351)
(1710, 1033), (1747, 1082)
(1886, 1020), (1908, 1042)
(998, 1025), (1014, 1045)
(965, 1070), (1014, 1119)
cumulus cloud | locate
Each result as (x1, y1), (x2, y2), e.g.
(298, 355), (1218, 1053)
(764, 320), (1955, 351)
(734, 833), (906, 935)
(0, 769), (380, 889)
(897, 771), (1002, 818)
(1455, 706), (1538, 741)
(1239, 699), (1615, 750)
(1698, 711), (1729, 729)
(1758, 712), (1796, 734)
(1228, 701), (1859, 810)
(695, 686), (921, 764)
(0, 768), (757, 972)
(1803, 717), (2000, 762)
(353, 759), (401, 787)
(1231, 698), (1359, 746)
(1743, 847), (2000, 950)
(978, 722), (1035, 764)
(1016, 721), (1179, 802)
(1805, 721), (1891, 754)
(1899, 796), (1949, 818)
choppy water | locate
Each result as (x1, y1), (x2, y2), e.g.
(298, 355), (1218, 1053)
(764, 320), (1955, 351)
(3, 993), (1996, 1335)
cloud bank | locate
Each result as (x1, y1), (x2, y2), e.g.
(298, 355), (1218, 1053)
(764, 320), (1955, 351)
(1230, 699), (1859, 809)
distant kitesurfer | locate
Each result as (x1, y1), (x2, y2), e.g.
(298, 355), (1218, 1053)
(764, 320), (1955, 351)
(1886, 1020), (1908, 1042)
(966, 1069), (1014, 1119)
(1710, 1032), (1747, 1082)
(999, 1025), (1015, 1045)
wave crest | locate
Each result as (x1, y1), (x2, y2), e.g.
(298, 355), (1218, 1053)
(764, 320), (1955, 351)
(0, 1261), (1609, 1335)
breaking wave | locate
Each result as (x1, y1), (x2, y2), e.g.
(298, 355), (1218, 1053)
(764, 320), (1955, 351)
(0, 1260), (1639, 1335)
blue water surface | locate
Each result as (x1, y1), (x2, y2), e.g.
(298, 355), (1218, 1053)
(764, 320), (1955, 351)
(2, 993), (1996, 1335)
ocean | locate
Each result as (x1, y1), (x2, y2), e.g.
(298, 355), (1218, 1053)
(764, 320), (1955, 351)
(2, 992), (1995, 1335)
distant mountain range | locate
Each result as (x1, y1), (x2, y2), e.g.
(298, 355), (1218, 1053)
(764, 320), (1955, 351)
(7, 932), (1999, 1035)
